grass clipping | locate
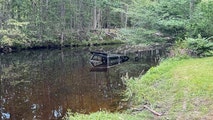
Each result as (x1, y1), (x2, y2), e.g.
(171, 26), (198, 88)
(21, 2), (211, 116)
(125, 57), (213, 119)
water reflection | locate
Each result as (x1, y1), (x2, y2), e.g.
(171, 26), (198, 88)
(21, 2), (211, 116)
(0, 45), (166, 119)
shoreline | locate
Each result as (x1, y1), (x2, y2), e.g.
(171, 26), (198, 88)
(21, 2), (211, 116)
(0, 39), (124, 53)
(64, 56), (213, 120)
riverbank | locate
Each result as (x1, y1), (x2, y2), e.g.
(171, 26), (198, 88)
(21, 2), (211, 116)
(1, 27), (170, 53)
(0, 38), (124, 53)
(0, 27), (126, 53)
(64, 56), (213, 120)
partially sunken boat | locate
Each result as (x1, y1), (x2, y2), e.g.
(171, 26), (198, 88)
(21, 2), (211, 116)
(89, 51), (129, 69)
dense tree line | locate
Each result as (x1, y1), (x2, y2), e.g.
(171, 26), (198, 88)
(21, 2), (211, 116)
(126, 0), (213, 41)
(0, 0), (130, 50)
(0, 0), (213, 53)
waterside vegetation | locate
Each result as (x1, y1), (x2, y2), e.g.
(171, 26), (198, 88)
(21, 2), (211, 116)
(64, 56), (213, 120)
(125, 56), (213, 119)
(64, 30), (213, 119)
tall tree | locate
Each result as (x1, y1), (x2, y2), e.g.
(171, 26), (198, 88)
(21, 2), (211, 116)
(60, 0), (66, 47)
(93, 0), (97, 29)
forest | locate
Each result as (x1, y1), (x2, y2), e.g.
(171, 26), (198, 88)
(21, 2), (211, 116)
(0, 0), (212, 54)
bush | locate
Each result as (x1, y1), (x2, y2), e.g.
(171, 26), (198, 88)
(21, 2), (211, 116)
(185, 35), (213, 56)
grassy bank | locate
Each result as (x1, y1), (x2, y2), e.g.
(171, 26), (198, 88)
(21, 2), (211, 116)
(126, 57), (213, 119)
(64, 57), (213, 120)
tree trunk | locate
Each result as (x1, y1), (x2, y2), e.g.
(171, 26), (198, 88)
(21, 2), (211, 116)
(97, 8), (102, 29)
(0, 14), (2, 29)
(106, 6), (110, 28)
(74, 0), (77, 30)
(38, 0), (43, 40)
(69, 0), (73, 32)
(120, 11), (124, 27)
(93, 0), (97, 29)
(60, 0), (66, 47)
(46, 0), (49, 10)
(124, 5), (128, 28)
(77, 0), (83, 30)
(30, 0), (37, 30)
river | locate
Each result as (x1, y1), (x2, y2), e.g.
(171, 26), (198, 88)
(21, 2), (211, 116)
(0, 45), (167, 119)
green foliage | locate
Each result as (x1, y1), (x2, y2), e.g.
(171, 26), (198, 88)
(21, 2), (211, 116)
(126, 0), (193, 43)
(64, 111), (121, 120)
(157, 19), (186, 37)
(169, 35), (213, 57)
(1, 36), (13, 46)
(63, 110), (152, 120)
(153, 0), (190, 38)
(187, 1), (213, 37)
(128, 0), (191, 38)
(128, 1), (156, 28)
(127, 0), (213, 42)
(185, 35), (213, 56)
(7, 19), (29, 27)
(0, 19), (30, 48)
(118, 28), (164, 44)
(1, 0), (213, 49)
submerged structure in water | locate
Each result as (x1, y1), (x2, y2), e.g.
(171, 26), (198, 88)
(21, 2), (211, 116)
(89, 51), (129, 71)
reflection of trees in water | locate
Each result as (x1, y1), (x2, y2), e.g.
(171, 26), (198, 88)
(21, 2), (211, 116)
(134, 49), (162, 65)
(114, 48), (166, 77)
(0, 46), (167, 119)
(0, 49), (84, 119)
(0, 48), (124, 119)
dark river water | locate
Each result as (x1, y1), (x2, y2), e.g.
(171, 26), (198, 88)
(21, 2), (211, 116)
(0, 45), (166, 119)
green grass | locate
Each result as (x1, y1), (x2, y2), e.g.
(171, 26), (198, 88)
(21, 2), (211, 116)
(63, 111), (148, 120)
(63, 110), (159, 120)
(126, 57), (213, 119)
(64, 57), (213, 120)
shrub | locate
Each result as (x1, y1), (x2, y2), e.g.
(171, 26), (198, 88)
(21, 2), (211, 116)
(185, 35), (213, 57)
